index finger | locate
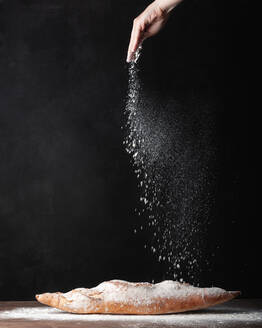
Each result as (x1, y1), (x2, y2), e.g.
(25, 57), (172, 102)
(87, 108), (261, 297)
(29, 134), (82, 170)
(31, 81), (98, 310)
(127, 21), (143, 62)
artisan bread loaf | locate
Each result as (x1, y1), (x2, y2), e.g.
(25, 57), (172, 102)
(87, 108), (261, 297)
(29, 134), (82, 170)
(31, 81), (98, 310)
(36, 280), (240, 314)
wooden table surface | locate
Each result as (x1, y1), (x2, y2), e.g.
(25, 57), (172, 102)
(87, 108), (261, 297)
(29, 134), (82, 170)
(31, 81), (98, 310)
(0, 299), (261, 328)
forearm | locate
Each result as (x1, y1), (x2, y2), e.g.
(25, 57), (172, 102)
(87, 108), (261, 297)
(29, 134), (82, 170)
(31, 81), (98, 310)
(155, 0), (183, 13)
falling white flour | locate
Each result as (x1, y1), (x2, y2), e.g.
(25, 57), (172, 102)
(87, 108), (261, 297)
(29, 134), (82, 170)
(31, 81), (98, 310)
(124, 48), (216, 283)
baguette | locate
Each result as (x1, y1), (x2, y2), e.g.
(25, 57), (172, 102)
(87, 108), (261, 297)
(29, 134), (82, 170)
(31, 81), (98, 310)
(36, 279), (240, 314)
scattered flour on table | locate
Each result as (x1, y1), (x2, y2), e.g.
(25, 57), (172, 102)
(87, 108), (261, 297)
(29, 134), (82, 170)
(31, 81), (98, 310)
(124, 48), (216, 283)
(1, 304), (261, 325)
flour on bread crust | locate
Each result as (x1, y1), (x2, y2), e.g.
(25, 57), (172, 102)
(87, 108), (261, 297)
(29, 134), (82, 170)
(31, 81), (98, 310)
(36, 280), (240, 314)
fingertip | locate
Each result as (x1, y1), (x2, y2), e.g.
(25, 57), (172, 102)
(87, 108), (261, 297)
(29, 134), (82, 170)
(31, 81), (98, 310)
(126, 51), (134, 63)
(126, 53), (131, 63)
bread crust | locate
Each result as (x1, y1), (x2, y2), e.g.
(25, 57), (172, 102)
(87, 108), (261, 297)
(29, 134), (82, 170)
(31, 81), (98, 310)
(36, 280), (240, 314)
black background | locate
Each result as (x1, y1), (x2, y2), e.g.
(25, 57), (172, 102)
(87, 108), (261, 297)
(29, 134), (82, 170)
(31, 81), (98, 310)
(0, 0), (258, 301)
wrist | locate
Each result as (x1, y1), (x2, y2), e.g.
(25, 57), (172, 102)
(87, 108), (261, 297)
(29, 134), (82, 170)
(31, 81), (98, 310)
(154, 0), (180, 13)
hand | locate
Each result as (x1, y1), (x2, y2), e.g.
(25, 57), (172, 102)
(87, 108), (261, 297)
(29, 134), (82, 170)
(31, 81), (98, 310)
(127, 1), (170, 62)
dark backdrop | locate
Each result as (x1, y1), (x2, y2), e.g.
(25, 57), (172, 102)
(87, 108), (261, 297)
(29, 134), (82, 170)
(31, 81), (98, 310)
(0, 0), (257, 301)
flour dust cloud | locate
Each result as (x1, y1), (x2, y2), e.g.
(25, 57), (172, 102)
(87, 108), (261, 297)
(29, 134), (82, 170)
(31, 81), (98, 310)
(124, 48), (216, 284)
